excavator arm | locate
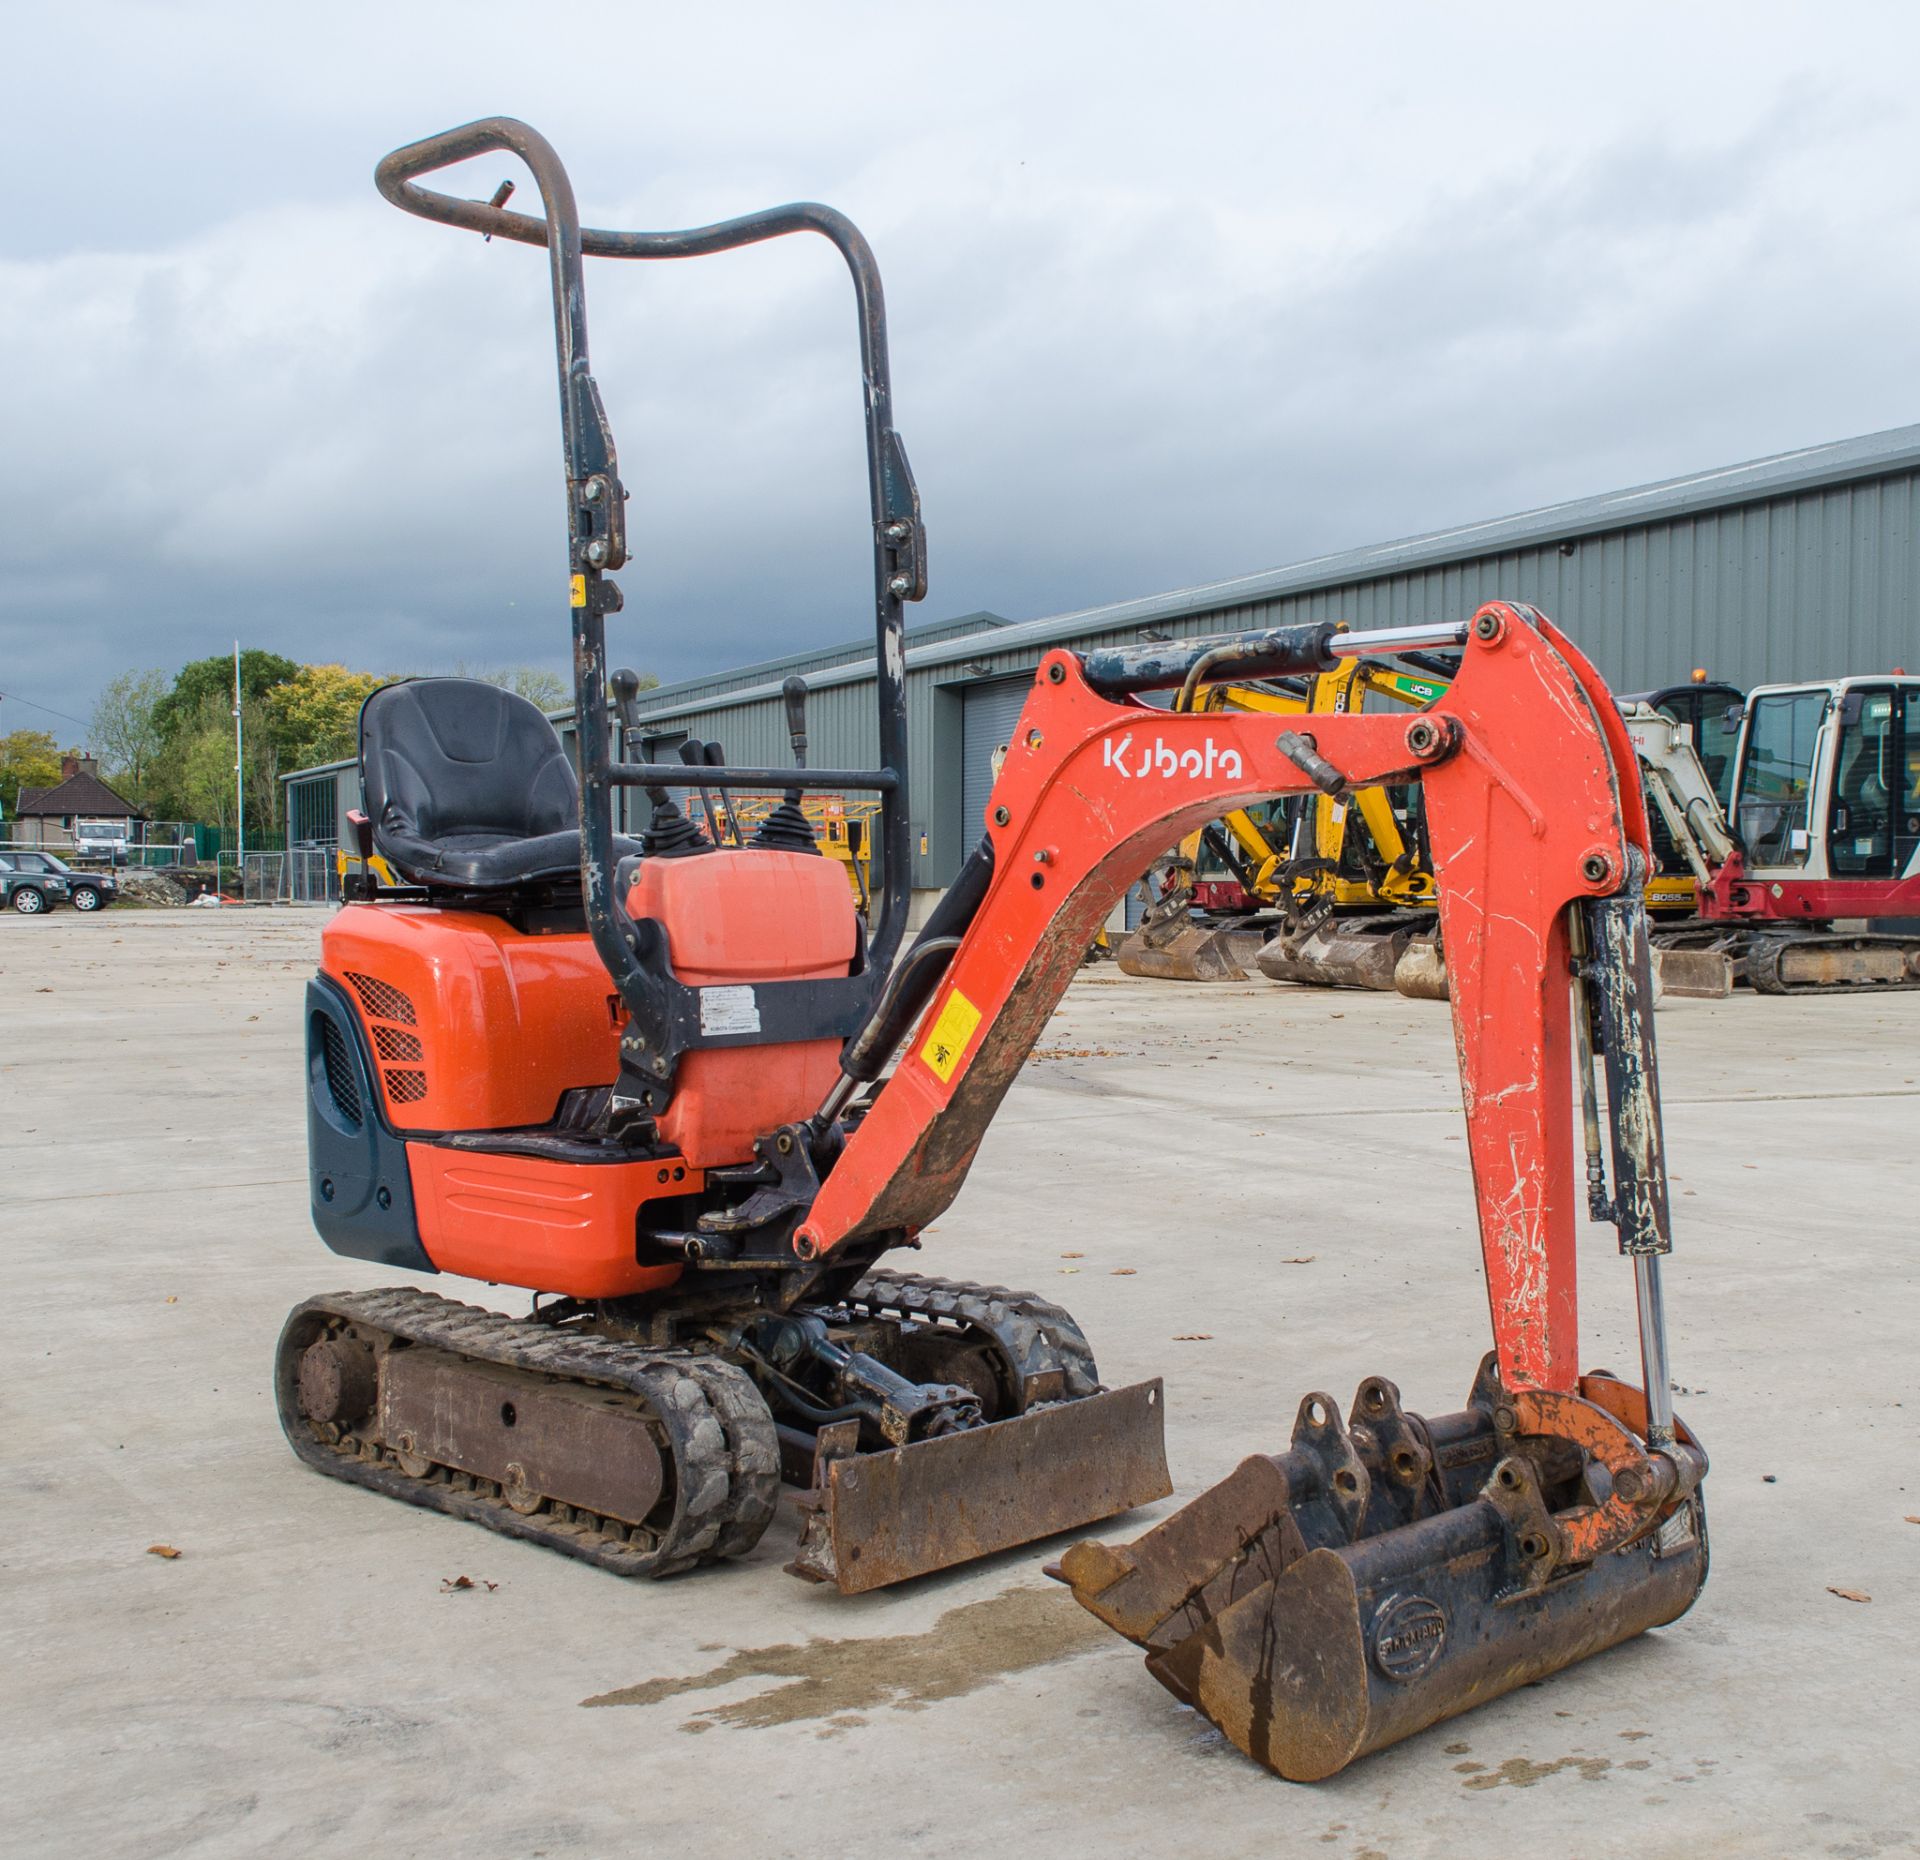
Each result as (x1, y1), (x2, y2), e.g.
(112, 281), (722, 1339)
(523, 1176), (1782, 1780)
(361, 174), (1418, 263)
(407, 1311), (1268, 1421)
(808, 602), (1640, 1392)
(799, 602), (1707, 1778)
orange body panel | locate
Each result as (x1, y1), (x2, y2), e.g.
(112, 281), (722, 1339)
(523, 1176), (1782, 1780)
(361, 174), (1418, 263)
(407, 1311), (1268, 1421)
(627, 849), (857, 1165)
(409, 1143), (698, 1298)
(322, 905), (619, 1133)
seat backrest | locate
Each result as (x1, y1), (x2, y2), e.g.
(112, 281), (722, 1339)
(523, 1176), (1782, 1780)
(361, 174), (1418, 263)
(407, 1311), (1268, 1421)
(361, 679), (578, 874)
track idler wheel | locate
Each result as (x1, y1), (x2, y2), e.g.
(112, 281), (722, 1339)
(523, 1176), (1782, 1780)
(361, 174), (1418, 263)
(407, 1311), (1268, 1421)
(1051, 1360), (1708, 1781)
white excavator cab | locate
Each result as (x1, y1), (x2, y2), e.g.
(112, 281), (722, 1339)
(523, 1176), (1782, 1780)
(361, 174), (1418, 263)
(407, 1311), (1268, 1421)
(1732, 677), (1920, 883)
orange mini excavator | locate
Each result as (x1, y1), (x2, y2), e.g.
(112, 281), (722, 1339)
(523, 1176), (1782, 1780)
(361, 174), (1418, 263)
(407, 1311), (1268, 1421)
(280, 118), (1708, 1779)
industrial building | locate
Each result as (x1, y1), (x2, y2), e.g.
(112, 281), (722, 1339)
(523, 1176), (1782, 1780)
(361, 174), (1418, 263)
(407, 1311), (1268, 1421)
(283, 422), (1920, 900)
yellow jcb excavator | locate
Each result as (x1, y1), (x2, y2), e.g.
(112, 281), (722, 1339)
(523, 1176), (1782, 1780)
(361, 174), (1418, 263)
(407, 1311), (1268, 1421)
(1117, 657), (1446, 985)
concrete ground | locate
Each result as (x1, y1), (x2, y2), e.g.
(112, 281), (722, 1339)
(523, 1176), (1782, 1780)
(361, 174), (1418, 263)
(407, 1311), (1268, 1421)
(2, 908), (1916, 1860)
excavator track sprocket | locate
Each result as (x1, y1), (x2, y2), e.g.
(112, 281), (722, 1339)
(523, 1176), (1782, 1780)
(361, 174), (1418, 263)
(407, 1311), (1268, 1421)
(276, 1287), (781, 1577)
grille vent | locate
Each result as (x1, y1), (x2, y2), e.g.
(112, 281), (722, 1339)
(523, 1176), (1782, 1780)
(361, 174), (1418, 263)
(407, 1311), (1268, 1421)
(344, 971), (429, 1111)
(371, 1024), (424, 1063)
(346, 971), (417, 1024)
(319, 1014), (362, 1127)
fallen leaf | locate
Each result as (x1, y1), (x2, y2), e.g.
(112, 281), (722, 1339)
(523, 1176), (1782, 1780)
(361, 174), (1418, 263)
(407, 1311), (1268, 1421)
(165, 1295), (178, 1304)
(1282, 1255), (1317, 1265)
(442, 1575), (475, 1592)
(1173, 1333), (1213, 1342)
(1060, 1251), (1084, 1259)
(1111, 1268), (1137, 1276)
(147, 1544), (181, 1559)
(1826, 1586), (1871, 1604)
(1905, 1516), (1920, 1525)
(1058, 1268), (1080, 1275)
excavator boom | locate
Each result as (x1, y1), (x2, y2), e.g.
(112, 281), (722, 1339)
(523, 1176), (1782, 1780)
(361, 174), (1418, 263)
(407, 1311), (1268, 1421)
(798, 600), (1707, 1777)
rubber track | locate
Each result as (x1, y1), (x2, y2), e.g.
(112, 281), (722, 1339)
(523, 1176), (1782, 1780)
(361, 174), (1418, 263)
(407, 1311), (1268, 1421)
(276, 1287), (779, 1578)
(1746, 932), (1920, 995)
(841, 1270), (1101, 1405)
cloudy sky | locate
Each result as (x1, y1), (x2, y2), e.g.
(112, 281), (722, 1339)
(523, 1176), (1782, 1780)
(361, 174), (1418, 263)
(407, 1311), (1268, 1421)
(5, 1), (1919, 733)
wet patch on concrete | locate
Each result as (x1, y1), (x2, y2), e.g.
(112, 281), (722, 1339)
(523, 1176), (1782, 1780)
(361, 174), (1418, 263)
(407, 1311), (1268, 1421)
(580, 1585), (1110, 1731)
(1461, 1754), (1614, 1790)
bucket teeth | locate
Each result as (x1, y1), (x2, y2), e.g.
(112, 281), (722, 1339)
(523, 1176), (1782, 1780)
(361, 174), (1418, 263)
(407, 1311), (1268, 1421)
(1052, 1364), (1709, 1781)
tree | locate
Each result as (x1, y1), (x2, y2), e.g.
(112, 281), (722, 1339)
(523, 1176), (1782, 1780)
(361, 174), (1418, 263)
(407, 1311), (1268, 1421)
(0, 729), (61, 817)
(449, 662), (651, 713)
(147, 690), (281, 829)
(90, 670), (169, 800)
(152, 649), (300, 748)
(267, 664), (382, 772)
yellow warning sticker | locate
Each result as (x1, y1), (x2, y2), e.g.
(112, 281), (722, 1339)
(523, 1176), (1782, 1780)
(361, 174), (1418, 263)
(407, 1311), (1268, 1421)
(920, 987), (982, 1084)
(570, 573), (587, 608)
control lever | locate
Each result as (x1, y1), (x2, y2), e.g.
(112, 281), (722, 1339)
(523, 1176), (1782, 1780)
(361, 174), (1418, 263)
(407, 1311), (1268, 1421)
(678, 740), (726, 847)
(609, 667), (644, 751)
(784, 675), (810, 771)
(753, 677), (819, 853)
(612, 665), (705, 857)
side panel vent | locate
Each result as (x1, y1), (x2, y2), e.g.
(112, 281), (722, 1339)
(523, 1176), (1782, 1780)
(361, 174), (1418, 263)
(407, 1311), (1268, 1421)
(346, 971), (418, 1025)
(371, 1025), (424, 1063)
(319, 1014), (363, 1127)
(344, 970), (430, 1114)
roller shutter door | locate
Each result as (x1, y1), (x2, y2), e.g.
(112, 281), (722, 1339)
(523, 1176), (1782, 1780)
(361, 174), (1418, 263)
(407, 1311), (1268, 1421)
(959, 676), (1035, 845)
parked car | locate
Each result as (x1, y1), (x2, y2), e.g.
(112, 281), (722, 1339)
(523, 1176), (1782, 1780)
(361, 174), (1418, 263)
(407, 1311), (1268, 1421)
(0, 851), (116, 913)
(1, 852), (73, 914)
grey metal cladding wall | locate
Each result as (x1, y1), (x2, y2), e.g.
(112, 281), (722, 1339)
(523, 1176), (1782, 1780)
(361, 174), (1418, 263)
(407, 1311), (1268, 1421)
(1231, 475), (1920, 691)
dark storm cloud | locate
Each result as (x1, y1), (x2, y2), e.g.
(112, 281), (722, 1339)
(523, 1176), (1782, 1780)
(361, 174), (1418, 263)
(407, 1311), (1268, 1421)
(4, 2), (1918, 730)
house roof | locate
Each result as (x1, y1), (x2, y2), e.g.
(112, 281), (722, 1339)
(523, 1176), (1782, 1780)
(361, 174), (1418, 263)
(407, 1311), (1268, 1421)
(14, 770), (143, 818)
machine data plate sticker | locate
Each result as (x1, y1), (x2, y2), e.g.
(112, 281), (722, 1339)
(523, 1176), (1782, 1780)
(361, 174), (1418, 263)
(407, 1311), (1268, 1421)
(920, 987), (982, 1084)
(699, 985), (761, 1036)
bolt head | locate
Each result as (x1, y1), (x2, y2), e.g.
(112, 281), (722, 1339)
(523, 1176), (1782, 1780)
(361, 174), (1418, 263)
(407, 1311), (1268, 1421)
(585, 540), (609, 566)
(888, 573), (912, 596)
(583, 479), (604, 502)
(993, 805), (1011, 827)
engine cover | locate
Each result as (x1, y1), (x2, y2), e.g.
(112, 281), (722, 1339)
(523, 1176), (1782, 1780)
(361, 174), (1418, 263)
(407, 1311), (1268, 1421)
(626, 847), (858, 1166)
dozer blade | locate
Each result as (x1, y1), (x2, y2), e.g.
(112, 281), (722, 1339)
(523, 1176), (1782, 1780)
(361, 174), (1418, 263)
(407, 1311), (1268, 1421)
(788, 1378), (1170, 1593)
(1255, 914), (1424, 992)
(1388, 938), (1735, 1003)
(1052, 1365), (1707, 1781)
(1116, 921), (1265, 982)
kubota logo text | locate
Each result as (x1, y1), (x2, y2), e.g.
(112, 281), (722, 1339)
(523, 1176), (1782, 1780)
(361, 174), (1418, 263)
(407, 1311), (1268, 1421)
(1101, 733), (1244, 780)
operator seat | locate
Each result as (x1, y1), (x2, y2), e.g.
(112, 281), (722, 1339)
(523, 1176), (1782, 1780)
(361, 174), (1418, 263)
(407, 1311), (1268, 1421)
(360, 677), (638, 889)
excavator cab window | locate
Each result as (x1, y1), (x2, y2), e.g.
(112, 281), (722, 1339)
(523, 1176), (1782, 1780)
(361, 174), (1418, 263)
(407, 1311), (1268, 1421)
(1827, 689), (1901, 878)
(1735, 689), (1826, 867)
(1695, 701), (1743, 812)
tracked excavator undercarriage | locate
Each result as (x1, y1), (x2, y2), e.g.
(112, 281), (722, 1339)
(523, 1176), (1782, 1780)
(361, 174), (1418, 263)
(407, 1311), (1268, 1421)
(280, 117), (1710, 1781)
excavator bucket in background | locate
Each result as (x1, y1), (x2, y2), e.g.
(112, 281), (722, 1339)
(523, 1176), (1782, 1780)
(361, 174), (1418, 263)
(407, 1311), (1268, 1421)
(1252, 911), (1428, 992)
(1117, 914), (1266, 982)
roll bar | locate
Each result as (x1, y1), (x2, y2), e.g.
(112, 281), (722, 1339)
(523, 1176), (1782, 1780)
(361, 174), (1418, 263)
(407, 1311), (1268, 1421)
(374, 117), (924, 1007)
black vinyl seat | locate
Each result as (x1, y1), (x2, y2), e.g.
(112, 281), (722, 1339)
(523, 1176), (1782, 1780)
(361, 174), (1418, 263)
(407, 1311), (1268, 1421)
(360, 678), (639, 890)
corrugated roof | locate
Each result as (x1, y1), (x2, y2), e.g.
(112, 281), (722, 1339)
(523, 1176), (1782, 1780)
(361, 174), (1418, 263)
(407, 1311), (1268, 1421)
(627, 420), (1920, 721)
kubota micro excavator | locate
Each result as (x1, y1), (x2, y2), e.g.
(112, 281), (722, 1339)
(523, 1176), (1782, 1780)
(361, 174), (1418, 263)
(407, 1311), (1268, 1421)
(280, 118), (1708, 1779)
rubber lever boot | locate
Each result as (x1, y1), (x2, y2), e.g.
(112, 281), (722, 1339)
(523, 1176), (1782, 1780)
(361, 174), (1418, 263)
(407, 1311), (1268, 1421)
(608, 669), (709, 858)
(754, 676), (819, 853)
